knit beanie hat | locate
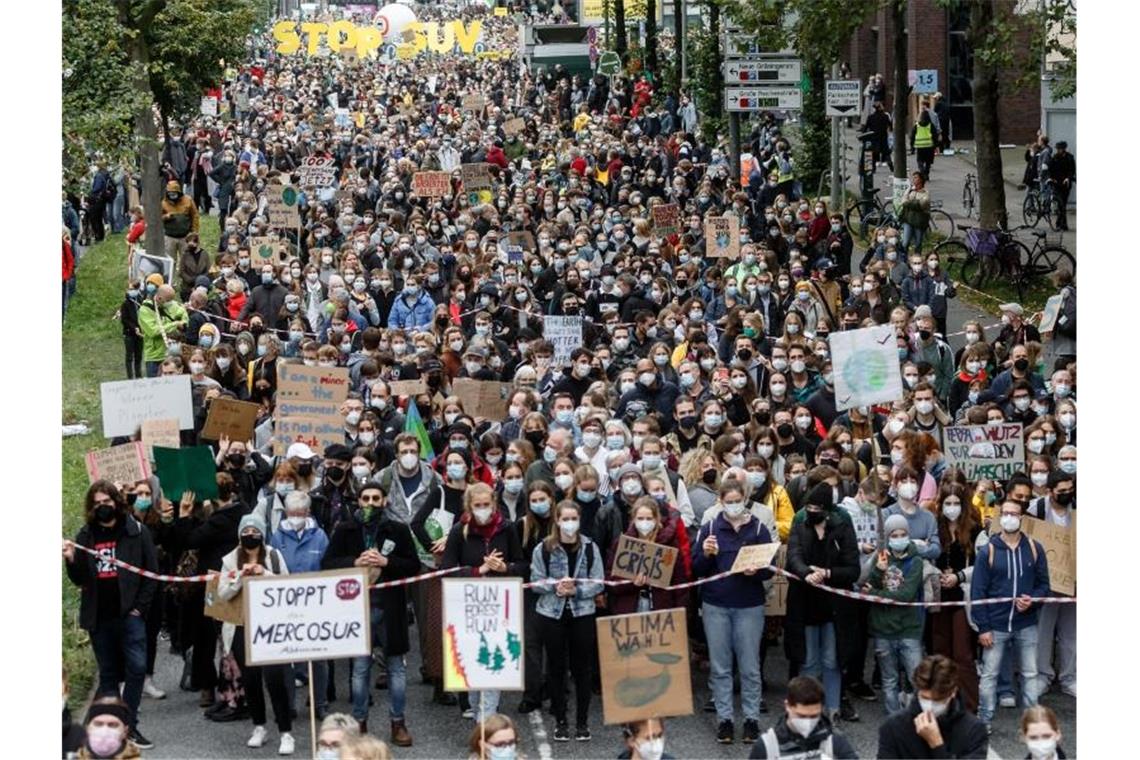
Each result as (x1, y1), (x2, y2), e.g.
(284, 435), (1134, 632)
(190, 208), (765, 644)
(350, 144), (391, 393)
(884, 514), (909, 536)
(238, 513), (266, 538)
(806, 482), (835, 510)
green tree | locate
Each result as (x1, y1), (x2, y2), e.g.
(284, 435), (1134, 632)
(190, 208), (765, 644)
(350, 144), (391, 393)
(506, 631), (521, 665)
(645, 0), (658, 73)
(688, 1), (723, 144)
(477, 633), (491, 668)
(890, 0), (908, 186)
(491, 645), (506, 673)
(615, 0), (628, 62)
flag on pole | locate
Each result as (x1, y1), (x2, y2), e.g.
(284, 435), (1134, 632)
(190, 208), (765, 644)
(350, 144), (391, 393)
(404, 399), (434, 461)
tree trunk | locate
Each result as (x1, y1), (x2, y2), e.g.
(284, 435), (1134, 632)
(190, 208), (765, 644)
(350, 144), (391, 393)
(130, 37), (166, 261)
(673, 0), (683, 94)
(891, 0), (909, 184)
(615, 0), (628, 63)
(645, 0), (658, 74)
(970, 0), (1008, 230)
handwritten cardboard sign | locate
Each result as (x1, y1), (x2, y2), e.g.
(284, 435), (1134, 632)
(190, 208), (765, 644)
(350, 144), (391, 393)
(943, 424), (1025, 481)
(248, 235), (280, 261)
(274, 415), (345, 456)
(85, 442), (151, 485)
(276, 364), (351, 404)
(140, 418), (180, 461)
(705, 215), (740, 259)
(202, 398), (261, 442)
(412, 171), (451, 198)
(461, 93), (486, 112)
(506, 231), (536, 252)
(1022, 514), (1075, 596)
(610, 535), (679, 589)
(451, 378), (512, 421)
(298, 156), (338, 188)
(266, 183), (301, 229)
(731, 541), (781, 575)
(204, 575), (244, 626)
(101, 376), (194, 439)
(765, 545), (789, 616)
(502, 117), (526, 137)
(243, 569), (371, 666)
(389, 378), (428, 397)
(652, 203), (680, 236)
(1038, 293), (1064, 337)
(543, 315), (582, 367)
(461, 162), (493, 192)
(828, 324), (907, 411)
(442, 578), (524, 691)
(596, 608), (692, 725)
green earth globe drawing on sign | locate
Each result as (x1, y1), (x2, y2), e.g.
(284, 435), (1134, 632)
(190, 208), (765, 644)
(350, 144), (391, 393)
(841, 349), (891, 395)
(281, 186), (298, 206)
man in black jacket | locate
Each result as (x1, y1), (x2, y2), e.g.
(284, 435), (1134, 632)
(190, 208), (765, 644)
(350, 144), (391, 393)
(749, 676), (857, 759)
(877, 655), (989, 758)
(64, 480), (159, 749)
(322, 480), (419, 745)
(1048, 141), (1075, 230)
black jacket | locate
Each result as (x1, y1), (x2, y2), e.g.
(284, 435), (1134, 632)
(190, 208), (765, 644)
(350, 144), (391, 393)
(441, 513), (527, 578)
(784, 510), (860, 664)
(323, 511), (419, 656)
(748, 713), (858, 758)
(66, 516), (158, 631)
(173, 501), (249, 574)
(876, 697), (989, 759)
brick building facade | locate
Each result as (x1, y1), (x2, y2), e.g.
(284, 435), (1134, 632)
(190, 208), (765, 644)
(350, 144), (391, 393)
(841, 0), (1040, 145)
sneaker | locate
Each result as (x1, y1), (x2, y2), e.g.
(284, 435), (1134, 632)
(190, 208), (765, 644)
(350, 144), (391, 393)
(575, 726), (591, 741)
(703, 697), (717, 713)
(999, 695), (1017, 708)
(143, 678), (166, 700)
(278, 732), (295, 755)
(247, 726), (269, 748)
(839, 698), (860, 722)
(716, 720), (734, 744)
(516, 699), (542, 714)
(553, 722), (571, 742)
(128, 728), (154, 750)
(294, 677), (304, 688)
(848, 681), (878, 702)
(742, 719), (760, 744)
(758, 700), (769, 714)
(461, 707), (475, 720)
(985, 723), (993, 737)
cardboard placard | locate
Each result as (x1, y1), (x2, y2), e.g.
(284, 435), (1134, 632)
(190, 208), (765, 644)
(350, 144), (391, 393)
(200, 96), (219, 116)
(828, 324), (907, 412)
(140, 418), (181, 461)
(152, 445), (219, 501)
(943, 424), (1025, 482)
(506, 231), (536, 252)
(731, 541), (781, 574)
(204, 574), (244, 626)
(442, 578), (525, 691)
(765, 545), (789, 616)
(248, 235), (280, 262)
(298, 156), (338, 188)
(543, 315), (583, 367)
(1022, 515), (1075, 596)
(129, 252), (174, 288)
(1038, 293), (1064, 337)
(389, 378), (428, 397)
(460, 162), (493, 193)
(610, 535), (679, 589)
(276, 364), (351, 404)
(412, 171), (451, 198)
(85, 442), (152, 486)
(274, 416), (346, 456)
(101, 376), (194, 439)
(705, 215), (740, 259)
(461, 93), (486, 112)
(243, 570), (371, 666)
(502, 117), (526, 137)
(451, 378), (511, 420)
(265, 183), (301, 229)
(652, 203), (680, 236)
(596, 608), (693, 725)
(202, 398), (261, 442)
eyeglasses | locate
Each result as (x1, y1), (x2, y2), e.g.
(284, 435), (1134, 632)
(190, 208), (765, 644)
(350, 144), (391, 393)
(487, 740), (517, 749)
(359, 495), (383, 503)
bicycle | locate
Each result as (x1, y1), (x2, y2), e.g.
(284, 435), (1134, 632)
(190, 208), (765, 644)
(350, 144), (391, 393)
(1022, 179), (1062, 230)
(962, 173), (978, 219)
(933, 225), (1074, 301)
(845, 188), (955, 246)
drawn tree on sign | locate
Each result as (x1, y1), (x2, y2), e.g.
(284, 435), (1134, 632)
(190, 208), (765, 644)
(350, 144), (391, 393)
(477, 633), (491, 669)
(491, 645), (506, 673)
(506, 631), (521, 667)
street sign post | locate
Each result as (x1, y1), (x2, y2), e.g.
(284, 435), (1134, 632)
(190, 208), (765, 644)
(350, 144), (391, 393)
(723, 59), (802, 85)
(825, 79), (861, 117)
(909, 69), (938, 94)
(724, 86), (803, 112)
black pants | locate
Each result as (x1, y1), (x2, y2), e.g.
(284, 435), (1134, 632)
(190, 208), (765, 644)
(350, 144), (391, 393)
(233, 627), (293, 731)
(874, 139), (893, 170)
(1055, 182), (1072, 229)
(145, 585), (164, 676)
(89, 200), (107, 241)
(193, 175), (212, 213)
(916, 147), (935, 180)
(539, 610), (596, 727)
(182, 586), (218, 691)
(842, 600), (871, 688)
(124, 335), (143, 379)
(522, 594), (546, 703)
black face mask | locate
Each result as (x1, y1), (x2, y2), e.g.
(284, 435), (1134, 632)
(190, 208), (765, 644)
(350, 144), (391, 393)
(776, 422), (794, 438)
(94, 504), (116, 523)
(525, 430), (546, 449)
(226, 453), (245, 468)
(240, 534), (263, 550)
(806, 509), (827, 525)
(296, 462), (313, 478)
(1053, 491), (1073, 506)
(679, 414), (698, 429)
(918, 330), (932, 341)
(1014, 358), (1029, 372)
(702, 468), (718, 485)
(737, 348), (753, 362)
(325, 465), (347, 482)
(753, 411), (771, 426)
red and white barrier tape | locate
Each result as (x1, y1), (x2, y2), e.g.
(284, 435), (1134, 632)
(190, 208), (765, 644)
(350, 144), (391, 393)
(67, 541), (1074, 607)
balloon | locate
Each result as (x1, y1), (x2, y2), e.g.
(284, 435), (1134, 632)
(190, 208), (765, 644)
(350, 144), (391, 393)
(375, 4), (416, 40)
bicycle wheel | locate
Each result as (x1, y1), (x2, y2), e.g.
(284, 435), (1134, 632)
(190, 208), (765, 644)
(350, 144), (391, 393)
(1032, 246), (1076, 280)
(933, 239), (970, 281)
(998, 240), (1033, 301)
(927, 209), (956, 243)
(845, 201), (880, 237)
(1022, 193), (1040, 227)
(960, 253), (990, 289)
(961, 182), (975, 219)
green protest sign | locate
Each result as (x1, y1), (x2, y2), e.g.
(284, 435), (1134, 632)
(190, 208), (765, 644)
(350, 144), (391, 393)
(153, 445), (219, 501)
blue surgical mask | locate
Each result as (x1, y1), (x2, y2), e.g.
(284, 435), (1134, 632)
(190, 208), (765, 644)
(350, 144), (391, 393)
(446, 463), (467, 481)
(529, 500), (550, 516)
(888, 537), (910, 553)
(134, 496), (152, 511)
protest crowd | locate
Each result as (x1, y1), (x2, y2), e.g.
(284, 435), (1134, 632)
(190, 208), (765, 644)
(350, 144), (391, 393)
(63, 3), (1077, 759)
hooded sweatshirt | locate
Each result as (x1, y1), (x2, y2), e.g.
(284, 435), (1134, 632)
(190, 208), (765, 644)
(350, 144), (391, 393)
(866, 541), (924, 640)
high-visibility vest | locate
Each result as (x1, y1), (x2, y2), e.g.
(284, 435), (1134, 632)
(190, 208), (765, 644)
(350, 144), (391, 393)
(914, 123), (934, 149)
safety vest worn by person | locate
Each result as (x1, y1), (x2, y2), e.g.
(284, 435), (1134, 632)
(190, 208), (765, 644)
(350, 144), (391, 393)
(914, 123), (934, 149)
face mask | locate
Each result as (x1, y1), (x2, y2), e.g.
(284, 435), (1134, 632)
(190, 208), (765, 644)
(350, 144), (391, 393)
(345, 411), (361, 426)
(723, 500), (746, 518)
(447, 463), (468, 481)
(1000, 514), (1021, 533)
(918, 697), (951, 717)
(787, 324), (801, 335)
(606, 435), (626, 451)
(560, 519), (580, 536)
(700, 358), (717, 372)
(87, 726), (124, 757)
(776, 422), (794, 438)
(787, 716), (819, 738)
(795, 415), (812, 430)
(317, 748), (340, 760)
(632, 518), (658, 537)
(757, 443), (775, 459)
(704, 414), (724, 429)
(527, 498), (550, 517)
(898, 482), (919, 501)
(915, 400), (934, 415)
(635, 737), (665, 760)
(472, 507), (494, 525)
(889, 536), (910, 552)
(241, 533), (263, 550)
(888, 418), (907, 435)
(1025, 737), (1058, 760)
(1058, 459), (1076, 474)
(748, 471), (767, 489)
(622, 480), (643, 497)
(1030, 470), (1049, 488)
(398, 453), (419, 471)
(555, 474), (574, 491)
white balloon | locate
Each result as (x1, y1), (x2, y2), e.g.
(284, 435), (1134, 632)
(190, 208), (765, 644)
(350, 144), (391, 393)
(375, 4), (417, 40)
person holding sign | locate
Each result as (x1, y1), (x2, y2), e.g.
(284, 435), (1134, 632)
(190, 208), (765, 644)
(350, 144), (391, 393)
(530, 501), (605, 742)
(606, 497), (690, 615)
(323, 479), (419, 746)
(216, 513), (295, 755)
(691, 479), (775, 745)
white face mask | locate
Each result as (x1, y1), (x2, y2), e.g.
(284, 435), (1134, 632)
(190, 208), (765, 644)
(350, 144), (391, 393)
(1000, 514), (1021, 533)
(555, 474), (574, 491)
(472, 507), (494, 525)
(636, 737), (665, 760)
(1026, 737), (1059, 760)
(918, 697), (951, 717)
(942, 504), (962, 521)
(723, 500), (746, 518)
(898, 482), (919, 501)
(286, 516), (306, 531)
(398, 453), (419, 470)
(634, 519), (657, 537)
(888, 418), (907, 435)
(560, 519), (580, 536)
(787, 716), (819, 738)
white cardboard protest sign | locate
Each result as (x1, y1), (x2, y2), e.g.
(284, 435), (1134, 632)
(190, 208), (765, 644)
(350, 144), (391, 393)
(544, 316), (583, 367)
(100, 376), (194, 438)
(243, 569), (371, 666)
(828, 324), (905, 411)
(442, 578), (524, 691)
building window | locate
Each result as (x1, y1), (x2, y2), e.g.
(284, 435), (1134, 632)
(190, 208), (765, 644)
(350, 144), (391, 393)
(947, 4), (973, 141)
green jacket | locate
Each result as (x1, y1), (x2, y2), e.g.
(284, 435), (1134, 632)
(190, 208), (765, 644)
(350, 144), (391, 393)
(866, 542), (924, 640)
(138, 298), (189, 362)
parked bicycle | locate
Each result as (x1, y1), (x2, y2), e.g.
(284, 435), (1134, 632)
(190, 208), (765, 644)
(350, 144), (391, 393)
(933, 225), (1074, 302)
(961, 173), (978, 219)
(844, 187), (956, 247)
(1023, 178), (1062, 229)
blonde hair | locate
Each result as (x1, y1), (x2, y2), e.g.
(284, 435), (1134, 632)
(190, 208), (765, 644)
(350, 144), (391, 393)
(339, 734), (392, 760)
(543, 500), (582, 553)
(468, 713), (518, 756)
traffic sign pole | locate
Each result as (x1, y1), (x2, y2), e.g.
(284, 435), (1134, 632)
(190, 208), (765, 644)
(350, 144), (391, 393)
(830, 64), (841, 211)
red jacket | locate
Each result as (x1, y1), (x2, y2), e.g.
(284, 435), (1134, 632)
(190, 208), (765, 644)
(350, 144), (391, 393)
(226, 292), (247, 322)
(63, 240), (75, 282)
(430, 447), (495, 487)
(807, 215), (831, 246)
(126, 220), (146, 245)
(605, 506), (691, 614)
(485, 145), (509, 169)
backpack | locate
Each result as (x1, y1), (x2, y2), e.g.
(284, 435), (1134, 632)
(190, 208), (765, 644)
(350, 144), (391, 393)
(987, 537), (1038, 568)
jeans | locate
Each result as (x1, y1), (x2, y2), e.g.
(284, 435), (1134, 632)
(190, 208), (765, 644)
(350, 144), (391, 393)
(91, 614), (147, 727)
(900, 222), (925, 254)
(703, 603), (765, 721)
(802, 623), (841, 711)
(469, 690), (500, 722)
(351, 606), (406, 722)
(539, 610), (596, 726)
(998, 637), (1015, 699)
(874, 637), (925, 713)
(145, 361), (162, 378)
(979, 626), (1040, 723)
(1036, 602), (1076, 693)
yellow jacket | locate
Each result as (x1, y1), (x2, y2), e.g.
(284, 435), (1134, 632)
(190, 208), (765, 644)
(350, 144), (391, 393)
(761, 483), (795, 541)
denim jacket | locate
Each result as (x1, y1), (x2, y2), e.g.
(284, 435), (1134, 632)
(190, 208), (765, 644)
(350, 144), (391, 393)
(530, 536), (604, 620)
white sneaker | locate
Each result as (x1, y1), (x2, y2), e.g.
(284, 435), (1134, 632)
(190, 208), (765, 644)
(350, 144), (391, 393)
(278, 733), (295, 755)
(143, 678), (166, 699)
(999, 695), (1017, 708)
(248, 726), (269, 748)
